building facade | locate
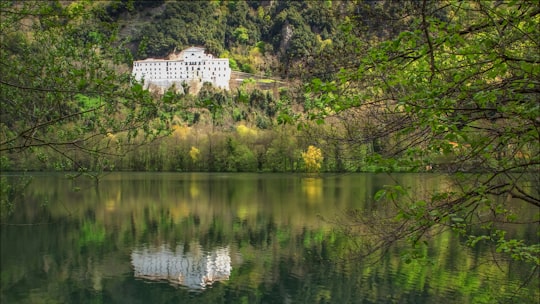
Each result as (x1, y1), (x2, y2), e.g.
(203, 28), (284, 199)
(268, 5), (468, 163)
(132, 47), (231, 91)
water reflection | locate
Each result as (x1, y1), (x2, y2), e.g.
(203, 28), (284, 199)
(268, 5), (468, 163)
(131, 243), (232, 289)
(302, 177), (323, 202)
(1, 173), (537, 303)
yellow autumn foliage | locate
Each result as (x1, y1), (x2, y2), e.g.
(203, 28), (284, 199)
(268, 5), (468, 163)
(302, 145), (324, 173)
(236, 124), (258, 139)
(172, 125), (190, 140)
(189, 146), (200, 162)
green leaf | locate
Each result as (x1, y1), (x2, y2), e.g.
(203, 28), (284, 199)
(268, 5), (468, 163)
(374, 189), (386, 201)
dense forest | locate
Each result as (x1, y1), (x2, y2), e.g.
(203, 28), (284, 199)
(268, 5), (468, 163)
(1, 0), (539, 278)
(1, 0), (424, 173)
(107, 0), (409, 78)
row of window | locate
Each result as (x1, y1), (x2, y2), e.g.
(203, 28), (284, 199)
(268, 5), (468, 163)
(137, 73), (227, 79)
(133, 61), (228, 67)
(138, 72), (227, 77)
(135, 66), (227, 72)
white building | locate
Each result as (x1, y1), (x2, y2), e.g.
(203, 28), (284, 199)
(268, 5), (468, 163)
(132, 47), (231, 91)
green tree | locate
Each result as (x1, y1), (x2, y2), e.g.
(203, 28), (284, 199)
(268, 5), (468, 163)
(306, 0), (540, 268)
(233, 26), (250, 44)
(0, 1), (176, 213)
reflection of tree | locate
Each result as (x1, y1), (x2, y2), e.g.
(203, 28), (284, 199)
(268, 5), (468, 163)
(131, 243), (231, 289)
(3, 173), (537, 303)
(302, 177), (322, 202)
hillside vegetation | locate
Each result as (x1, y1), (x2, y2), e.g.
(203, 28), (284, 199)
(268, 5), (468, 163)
(1, 0), (538, 175)
(93, 0), (410, 78)
(1, 0), (413, 173)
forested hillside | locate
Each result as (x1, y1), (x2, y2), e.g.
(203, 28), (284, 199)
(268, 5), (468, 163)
(1, 0), (538, 174)
(1, 0), (417, 173)
(93, 0), (412, 78)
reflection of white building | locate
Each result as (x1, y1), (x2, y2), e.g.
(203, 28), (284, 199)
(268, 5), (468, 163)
(132, 47), (231, 91)
(131, 244), (231, 289)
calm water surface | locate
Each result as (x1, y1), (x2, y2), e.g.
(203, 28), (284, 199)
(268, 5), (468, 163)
(1, 173), (538, 303)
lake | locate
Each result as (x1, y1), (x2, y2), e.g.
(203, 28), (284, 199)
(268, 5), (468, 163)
(1, 172), (538, 303)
